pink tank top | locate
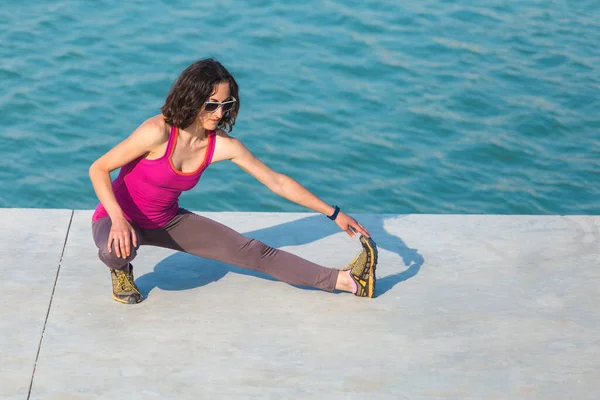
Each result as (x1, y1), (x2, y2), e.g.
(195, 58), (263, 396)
(92, 126), (216, 229)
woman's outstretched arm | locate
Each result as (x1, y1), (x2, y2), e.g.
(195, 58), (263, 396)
(219, 135), (370, 238)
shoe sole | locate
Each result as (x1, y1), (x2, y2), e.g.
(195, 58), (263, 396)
(360, 236), (378, 298)
(112, 293), (141, 304)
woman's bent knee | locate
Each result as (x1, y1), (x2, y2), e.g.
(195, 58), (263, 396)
(92, 217), (141, 270)
(98, 247), (137, 270)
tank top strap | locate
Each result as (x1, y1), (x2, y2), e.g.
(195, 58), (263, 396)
(165, 125), (178, 159)
(198, 131), (217, 174)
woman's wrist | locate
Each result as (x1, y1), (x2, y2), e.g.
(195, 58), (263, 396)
(327, 205), (340, 220)
(106, 207), (126, 222)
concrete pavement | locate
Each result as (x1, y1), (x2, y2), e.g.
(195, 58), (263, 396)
(1, 209), (599, 399)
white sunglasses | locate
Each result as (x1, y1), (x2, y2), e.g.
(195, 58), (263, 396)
(204, 97), (237, 113)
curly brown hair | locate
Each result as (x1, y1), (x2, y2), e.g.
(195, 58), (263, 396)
(161, 58), (240, 132)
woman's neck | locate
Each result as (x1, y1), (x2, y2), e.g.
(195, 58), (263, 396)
(179, 123), (207, 144)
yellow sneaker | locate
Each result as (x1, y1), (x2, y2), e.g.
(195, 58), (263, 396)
(343, 235), (378, 298)
(110, 264), (142, 304)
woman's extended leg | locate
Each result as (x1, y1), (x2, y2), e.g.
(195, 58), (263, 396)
(141, 210), (342, 292)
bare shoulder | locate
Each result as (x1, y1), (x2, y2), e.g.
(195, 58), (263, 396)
(213, 128), (236, 142)
(91, 115), (170, 172)
(211, 129), (249, 162)
(132, 115), (170, 145)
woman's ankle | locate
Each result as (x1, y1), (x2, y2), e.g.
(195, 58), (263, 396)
(334, 270), (356, 293)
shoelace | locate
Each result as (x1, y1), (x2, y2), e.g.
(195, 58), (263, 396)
(116, 271), (141, 294)
(346, 250), (368, 274)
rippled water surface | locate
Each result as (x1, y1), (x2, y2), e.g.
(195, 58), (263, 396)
(1, 0), (598, 214)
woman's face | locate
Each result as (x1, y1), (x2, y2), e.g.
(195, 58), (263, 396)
(197, 82), (231, 132)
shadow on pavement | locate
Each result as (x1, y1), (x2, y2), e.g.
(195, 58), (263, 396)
(135, 214), (424, 298)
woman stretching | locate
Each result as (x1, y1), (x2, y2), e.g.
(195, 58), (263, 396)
(89, 58), (377, 304)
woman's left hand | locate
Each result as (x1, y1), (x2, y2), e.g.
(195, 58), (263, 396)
(335, 211), (371, 238)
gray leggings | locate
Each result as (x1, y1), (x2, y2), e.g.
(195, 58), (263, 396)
(91, 209), (338, 292)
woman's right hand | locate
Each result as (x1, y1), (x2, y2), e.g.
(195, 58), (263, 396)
(108, 217), (138, 258)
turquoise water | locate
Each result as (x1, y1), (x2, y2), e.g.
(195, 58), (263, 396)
(1, 1), (598, 214)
